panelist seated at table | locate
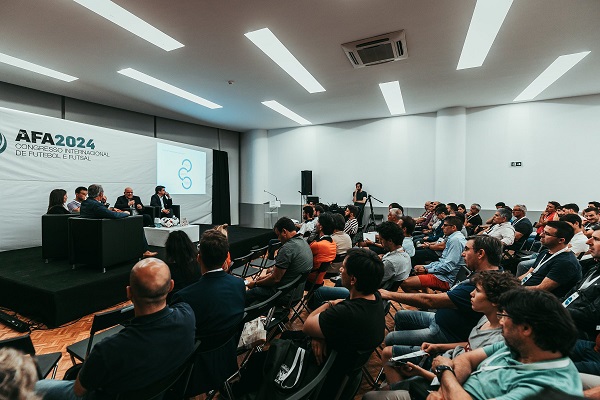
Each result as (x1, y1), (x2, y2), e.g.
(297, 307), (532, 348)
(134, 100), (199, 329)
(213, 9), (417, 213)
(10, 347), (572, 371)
(150, 185), (174, 218)
(81, 184), (157, 258)
(46, 188), (71, 215)
(114, 187), (153, 226)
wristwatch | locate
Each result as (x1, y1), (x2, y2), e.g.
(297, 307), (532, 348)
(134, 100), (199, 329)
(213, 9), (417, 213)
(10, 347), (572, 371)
(435, 365), (455, 377)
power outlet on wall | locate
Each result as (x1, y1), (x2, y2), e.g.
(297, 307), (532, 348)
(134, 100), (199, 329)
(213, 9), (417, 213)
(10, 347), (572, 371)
(510, 161), (523, 167)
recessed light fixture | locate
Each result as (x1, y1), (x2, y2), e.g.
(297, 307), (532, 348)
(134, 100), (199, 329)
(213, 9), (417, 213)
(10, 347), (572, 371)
(72, 0), (183, 51)
(457, 0), (513, 70)
(514, 51), (591, 102)
(118, 68), (221, 109)
(262, 101), (312, 125)
(0, 52), (78, 82)
(245, 28), (325, 94)
(379, 81), (406, 115)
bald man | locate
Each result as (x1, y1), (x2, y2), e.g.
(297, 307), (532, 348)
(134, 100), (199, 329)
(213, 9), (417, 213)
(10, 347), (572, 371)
(114, 187), (153, 226)
(36, 258), (196, 400)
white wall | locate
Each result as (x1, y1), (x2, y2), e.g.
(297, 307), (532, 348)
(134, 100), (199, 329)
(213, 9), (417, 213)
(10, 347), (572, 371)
(241, 93), (600, 219)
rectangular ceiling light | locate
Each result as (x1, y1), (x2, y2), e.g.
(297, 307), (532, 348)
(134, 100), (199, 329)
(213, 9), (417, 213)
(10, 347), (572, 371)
(0, 52), (78, 82)
(514, 51), (591, 102)
(245, 28), (325, 93)
(379, 81), (406, 115)
(72, 0), (183, 51)
(457, 0), (513, 70)
(118, 68), (221, 109)
(262, 100), (312, 125)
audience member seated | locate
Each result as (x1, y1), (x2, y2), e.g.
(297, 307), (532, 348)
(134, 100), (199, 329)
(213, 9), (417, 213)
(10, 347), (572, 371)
(150, 185), (174, 218)
(66, 186), (87, 213)
(46, 188), (70, 214)
(411, 206), (448, 266)
(296, 205), (317, 236)
(519, 221), (582, 298)
(114, 187), (153, 226)
(563, 203), (581, 215)
(35, 258), (196, 400)
(0, 348), (39, 400)
(331, 213), (352, 255)
(359, 207), (403, 254)
(245, 217), (312, 306)
(584, 207), (600, 238)
(464, 203), (483, 235)
(81, 184), (157, 258)
(399, 216), (416, 257)
(380, 236), (502, 363)
(414, 201), (434, 231)
(164, 230), (201, 301)
(507, 204), (533, 251)
(402, 216), (466, 292)
(344, 205), (359, 236)
(372, 271), (518, 395)
(303, 248), (385, 399)
(561, 213), (590, 258)
(478, 207), (515, 246)
(305, 212), (337, 287)
(309, 222), (411, 309)
(420, 204), (447, 243)
(534, 201), (560, 237)
(479, 201), (506, 228)
(562, 228), (600, 340)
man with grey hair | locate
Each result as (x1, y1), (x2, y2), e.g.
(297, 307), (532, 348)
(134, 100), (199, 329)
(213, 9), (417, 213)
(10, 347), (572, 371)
(388, 207), (403, 223)
(509, 204), (533, 251)
(81, 184), (157, 258)
(479, 207), (515, 246)
(464, 203), (483, 235)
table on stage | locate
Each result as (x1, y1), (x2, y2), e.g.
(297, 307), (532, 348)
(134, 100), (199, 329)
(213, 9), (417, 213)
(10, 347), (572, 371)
(143, 225), (200, 247)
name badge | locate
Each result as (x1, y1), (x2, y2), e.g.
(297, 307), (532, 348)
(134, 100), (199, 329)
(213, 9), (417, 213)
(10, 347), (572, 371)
(521, 273), (533, 285)
(562, 292), (579, 307)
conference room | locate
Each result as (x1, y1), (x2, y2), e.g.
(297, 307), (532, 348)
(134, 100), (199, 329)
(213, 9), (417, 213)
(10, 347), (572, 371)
(1, 0), (600, 399)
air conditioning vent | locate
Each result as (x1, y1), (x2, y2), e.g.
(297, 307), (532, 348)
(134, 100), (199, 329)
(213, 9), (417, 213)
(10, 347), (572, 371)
(341, 30), (408, 68)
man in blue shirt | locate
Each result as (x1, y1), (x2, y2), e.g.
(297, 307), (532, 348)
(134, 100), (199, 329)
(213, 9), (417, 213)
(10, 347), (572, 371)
(403, 216), (466, 292)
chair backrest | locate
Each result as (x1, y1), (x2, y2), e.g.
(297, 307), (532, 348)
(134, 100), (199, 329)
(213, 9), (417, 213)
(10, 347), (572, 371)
(250, 245), (269, 261)
(286, 350), (338, 400)
(267, 241), (283, 259)
(0, 333), (36, 355)
(387, 280), (403, 292)
(278, 270), (310, 306)
(452, 265), (472, 287)
(334, 349), (374, 400)
(116, 341), (201, 400)
(244, 290), (283, 323)
(87, 305), (135, 357)
(229, 253), (253, 276)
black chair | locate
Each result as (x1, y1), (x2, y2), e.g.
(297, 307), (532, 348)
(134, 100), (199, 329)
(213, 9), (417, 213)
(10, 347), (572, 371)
(68, 216), (144, 272)
(339, 349), (377, 399)
(42, 213), (77, 262)
(452, 265), (472, 287)
(229, 253), (261, 280)
(249, 241), (282, 271)
(286, 349), (338, 400)
(118, 340), (201, 400)
(145, 205), (181, 220)
(290, 262), (332, 323)
(0, 333), (62, 379)
(266, 271), (311, 341)
(67, 305), (134, 364)
(246, 244), (269, 270)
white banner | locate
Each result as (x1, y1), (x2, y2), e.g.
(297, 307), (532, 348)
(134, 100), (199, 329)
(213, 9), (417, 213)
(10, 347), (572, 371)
(0, 106), (213, 252)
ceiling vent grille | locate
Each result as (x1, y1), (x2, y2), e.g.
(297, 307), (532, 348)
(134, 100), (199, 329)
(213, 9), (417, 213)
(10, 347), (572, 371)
(341, 30), (407, 68)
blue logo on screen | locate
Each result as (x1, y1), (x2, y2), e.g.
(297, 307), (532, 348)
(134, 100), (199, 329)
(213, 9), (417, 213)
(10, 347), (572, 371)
(0, 132), (7, 155)
(178, 159), (192, 190)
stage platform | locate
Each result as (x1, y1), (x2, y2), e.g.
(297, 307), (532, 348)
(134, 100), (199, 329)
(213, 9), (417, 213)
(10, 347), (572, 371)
(0, 225), (275, 327)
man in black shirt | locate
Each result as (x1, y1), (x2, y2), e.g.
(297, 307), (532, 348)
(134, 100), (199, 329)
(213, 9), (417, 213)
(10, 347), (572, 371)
(303, 248), (385, 399)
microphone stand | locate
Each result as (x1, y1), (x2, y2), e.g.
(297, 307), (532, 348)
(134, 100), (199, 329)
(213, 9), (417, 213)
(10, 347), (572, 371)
(263, 190), (279, 202)
(365, 194), (383, 232)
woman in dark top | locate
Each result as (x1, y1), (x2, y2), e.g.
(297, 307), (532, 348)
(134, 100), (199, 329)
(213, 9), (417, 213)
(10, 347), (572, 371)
(46, 189), (70, 214)
(165, 230), (201, 302)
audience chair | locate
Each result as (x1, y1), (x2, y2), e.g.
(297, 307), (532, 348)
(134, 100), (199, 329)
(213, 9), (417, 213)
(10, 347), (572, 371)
(266, 271), (311, 341)
(117, 340), (201, 400)
(68, 216), (144, 272)
(229, 253), (261, 280)
(286, 350), (338, 400)
(290, 261), (332, 324)
(452, 265), (472, 287)
(66, 304), (134, 364)
(0, 333), (62, 379)
(337, 349), (377, 399)
(246, 244), (268, 269)
(249, 241), (282, 271)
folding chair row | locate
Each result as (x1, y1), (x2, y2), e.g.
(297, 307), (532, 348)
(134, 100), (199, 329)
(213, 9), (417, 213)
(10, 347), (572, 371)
(248, 240), (283, 271)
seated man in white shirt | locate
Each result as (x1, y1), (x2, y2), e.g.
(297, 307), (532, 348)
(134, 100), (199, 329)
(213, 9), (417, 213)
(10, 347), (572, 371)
(479, 207), (515, 247)
(561, 213), (590, 258)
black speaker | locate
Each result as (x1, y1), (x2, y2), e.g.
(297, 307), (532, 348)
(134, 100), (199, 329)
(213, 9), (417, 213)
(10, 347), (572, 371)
(301, 170), (312, 195)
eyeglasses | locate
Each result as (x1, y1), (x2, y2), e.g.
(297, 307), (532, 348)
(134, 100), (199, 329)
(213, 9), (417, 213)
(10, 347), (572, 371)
(541, 230), (558, 237)
(496, 312), (512, 319)
(125, 191), (133, 194)
(442, 223), (454, 228)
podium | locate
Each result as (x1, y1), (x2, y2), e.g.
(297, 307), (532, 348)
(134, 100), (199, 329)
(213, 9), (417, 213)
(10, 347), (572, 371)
(264, 200), (281, 229)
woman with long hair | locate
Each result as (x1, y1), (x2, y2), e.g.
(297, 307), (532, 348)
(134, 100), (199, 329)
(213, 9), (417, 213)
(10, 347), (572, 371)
(165, 230), (201, 300)
(47, 189), (70, 214)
